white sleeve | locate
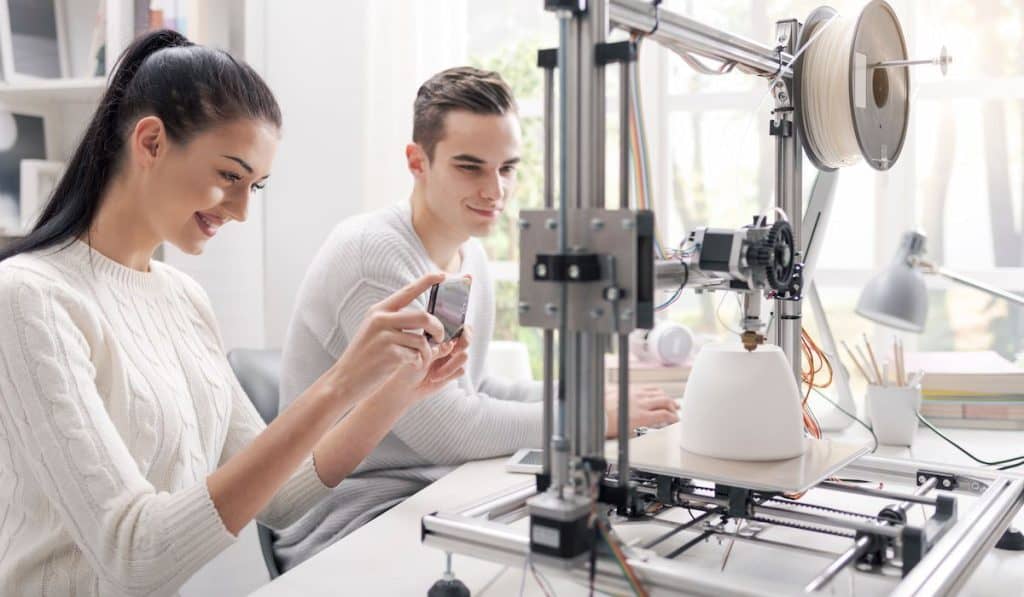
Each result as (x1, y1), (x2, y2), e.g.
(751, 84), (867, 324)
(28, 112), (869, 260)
(216, 375), (332, 531)
(388, 380), (544, 463)
(0, 275), (235, 597)
(478, 375), (543, 403)
(177, 275), (332, 532)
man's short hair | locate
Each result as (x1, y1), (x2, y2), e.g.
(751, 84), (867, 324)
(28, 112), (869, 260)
(413, 66), (517, 161)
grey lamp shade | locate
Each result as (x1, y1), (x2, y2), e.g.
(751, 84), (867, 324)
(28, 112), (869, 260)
(856, 264), (928, 332)
(856, 231), (931, 332)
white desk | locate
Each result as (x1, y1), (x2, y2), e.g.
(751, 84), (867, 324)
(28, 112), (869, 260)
(252, 425), (1024, 596)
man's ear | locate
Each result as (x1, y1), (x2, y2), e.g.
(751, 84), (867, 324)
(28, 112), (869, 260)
(131, 115), (167, 168)
(406, 143), (429, 178)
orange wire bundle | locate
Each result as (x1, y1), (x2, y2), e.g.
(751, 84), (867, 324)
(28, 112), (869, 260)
(800, 328), (833, 439)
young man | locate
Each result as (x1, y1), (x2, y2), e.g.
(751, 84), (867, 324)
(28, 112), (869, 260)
(274, 67), (678, 570)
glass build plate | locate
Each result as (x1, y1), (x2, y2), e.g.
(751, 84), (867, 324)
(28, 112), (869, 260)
(607, 424), (871, 494)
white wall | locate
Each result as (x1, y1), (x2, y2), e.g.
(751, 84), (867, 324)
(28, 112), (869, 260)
(259, 1), (376, 345)
(261, 0), (467, 347)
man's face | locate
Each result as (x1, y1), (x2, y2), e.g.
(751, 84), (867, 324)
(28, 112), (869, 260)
(410, 110), (521, 239)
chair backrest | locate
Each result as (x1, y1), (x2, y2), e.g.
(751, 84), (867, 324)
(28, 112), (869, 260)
(226, 348), (284, 580)
(227, 349), (282, 424)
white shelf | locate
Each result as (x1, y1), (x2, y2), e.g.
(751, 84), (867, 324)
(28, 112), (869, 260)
(0, 77), (107, 104)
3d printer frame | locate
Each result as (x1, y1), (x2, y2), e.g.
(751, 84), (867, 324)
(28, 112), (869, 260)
(421, 1), (1024, 594)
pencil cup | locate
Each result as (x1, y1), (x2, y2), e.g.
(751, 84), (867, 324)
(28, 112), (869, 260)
(865, 384), (922, 446)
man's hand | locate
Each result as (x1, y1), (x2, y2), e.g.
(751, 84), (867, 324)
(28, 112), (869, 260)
(410, 326), (472, 398)
(604, 386), (680, 439)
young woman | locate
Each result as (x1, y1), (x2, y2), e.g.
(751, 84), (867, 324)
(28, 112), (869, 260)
(0, 30), (468, 596)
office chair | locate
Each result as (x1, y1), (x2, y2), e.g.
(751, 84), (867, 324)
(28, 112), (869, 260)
(226, 349), (284, 579)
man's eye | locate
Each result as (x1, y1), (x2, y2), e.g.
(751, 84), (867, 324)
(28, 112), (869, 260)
(458, 165), (479, 172)
(500, 166), (517, 175)
(252, 182), (266, 191)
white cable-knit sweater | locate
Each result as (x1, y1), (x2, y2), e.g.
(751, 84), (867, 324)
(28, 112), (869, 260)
(0, 240), (331, 597)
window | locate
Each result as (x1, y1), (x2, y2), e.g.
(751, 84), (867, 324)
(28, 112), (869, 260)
(467, 0), (1024, 377)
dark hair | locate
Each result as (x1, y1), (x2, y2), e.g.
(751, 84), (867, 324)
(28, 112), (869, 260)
(412, 66), (516, 161)
(0, 29), (281, 262)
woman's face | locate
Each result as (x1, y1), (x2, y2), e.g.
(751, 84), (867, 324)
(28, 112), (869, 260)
(140, 118), (279, 255)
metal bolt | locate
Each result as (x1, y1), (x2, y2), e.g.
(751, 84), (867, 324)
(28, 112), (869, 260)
(589, 308), (604, 319)
(775, 80), (786, 90)
(568, 264), (580, 280)
(590, 218), (604, 231)
(942, 479), (952, 488)
(536, 263), (549, 278)
(518, 218), (530, 229)
(518, 302), (530, 314)
(777, 92), (788, 103)
(604, 287), (621, 301)
(545, 303), (558, 315)
(918, 475), (926, 484)
(620, 308), (634, 320)
(545, 218), (558, 230)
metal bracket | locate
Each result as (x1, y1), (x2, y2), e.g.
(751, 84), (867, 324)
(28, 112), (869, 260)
(544, 0), (587, 14)
(534, 253), (602, 282)
(716, 485), (755, 518)
(773, 261), (803, 300)
(769, 118), (793, 137)
(537, 47), (558, 69)
(917, 470), (958, 492)
(595, 40), (637, 65)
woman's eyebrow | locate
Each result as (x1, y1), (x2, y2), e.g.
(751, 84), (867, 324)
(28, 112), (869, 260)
(221, 154), (253, 174)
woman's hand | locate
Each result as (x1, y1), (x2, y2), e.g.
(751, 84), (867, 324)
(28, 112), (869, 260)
(604, 385), (680, 439)
(330, 273), (447, 399)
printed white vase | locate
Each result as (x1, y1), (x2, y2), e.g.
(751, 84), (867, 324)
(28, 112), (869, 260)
(679, 343), (805, 461)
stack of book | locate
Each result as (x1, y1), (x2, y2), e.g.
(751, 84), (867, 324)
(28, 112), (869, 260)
(905, 351), (1024, 430)
(604, 354), (691, 398)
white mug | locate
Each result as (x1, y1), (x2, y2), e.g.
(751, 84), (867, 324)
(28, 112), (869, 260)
(629, 321), (694, 366)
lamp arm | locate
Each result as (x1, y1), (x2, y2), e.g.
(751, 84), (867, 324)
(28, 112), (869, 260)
(915, 258), (1024, 307)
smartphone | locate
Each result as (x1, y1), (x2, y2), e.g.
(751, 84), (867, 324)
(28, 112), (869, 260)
(505, 448), (544, 474)
(426, 277), (472, 343)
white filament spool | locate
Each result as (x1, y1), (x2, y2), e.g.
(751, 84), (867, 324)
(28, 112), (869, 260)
(795, 1), (910, 171)
(803, 17), (861, 167)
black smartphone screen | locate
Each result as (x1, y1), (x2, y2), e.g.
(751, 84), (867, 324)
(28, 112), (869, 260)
(427, 278), (471, 342)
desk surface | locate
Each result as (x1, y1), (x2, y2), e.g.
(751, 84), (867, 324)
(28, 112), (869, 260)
(252, 425), (1024, 596)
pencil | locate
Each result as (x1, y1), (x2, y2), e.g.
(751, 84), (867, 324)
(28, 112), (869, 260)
(895, 338), (906, 386)
(863, 333), (884, 386)
(856, 344), (878, 385)
(893, 337), (903, 386)
(841, 340), (872, 384)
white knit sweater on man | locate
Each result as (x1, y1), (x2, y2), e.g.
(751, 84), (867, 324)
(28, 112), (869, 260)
(275, 199), (542, 570)
(0, 240), (332, 597)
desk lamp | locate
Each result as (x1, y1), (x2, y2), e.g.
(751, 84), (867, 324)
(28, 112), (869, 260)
(857, 231), (1024, 330)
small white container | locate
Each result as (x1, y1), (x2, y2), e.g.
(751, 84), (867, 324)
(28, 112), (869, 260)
(865, 384), (922, 446)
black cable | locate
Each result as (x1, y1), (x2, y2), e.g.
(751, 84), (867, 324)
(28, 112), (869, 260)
(646, 0), (661, 35)
(809, 387), (878, 453)
(916, 413), (1024, 469)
